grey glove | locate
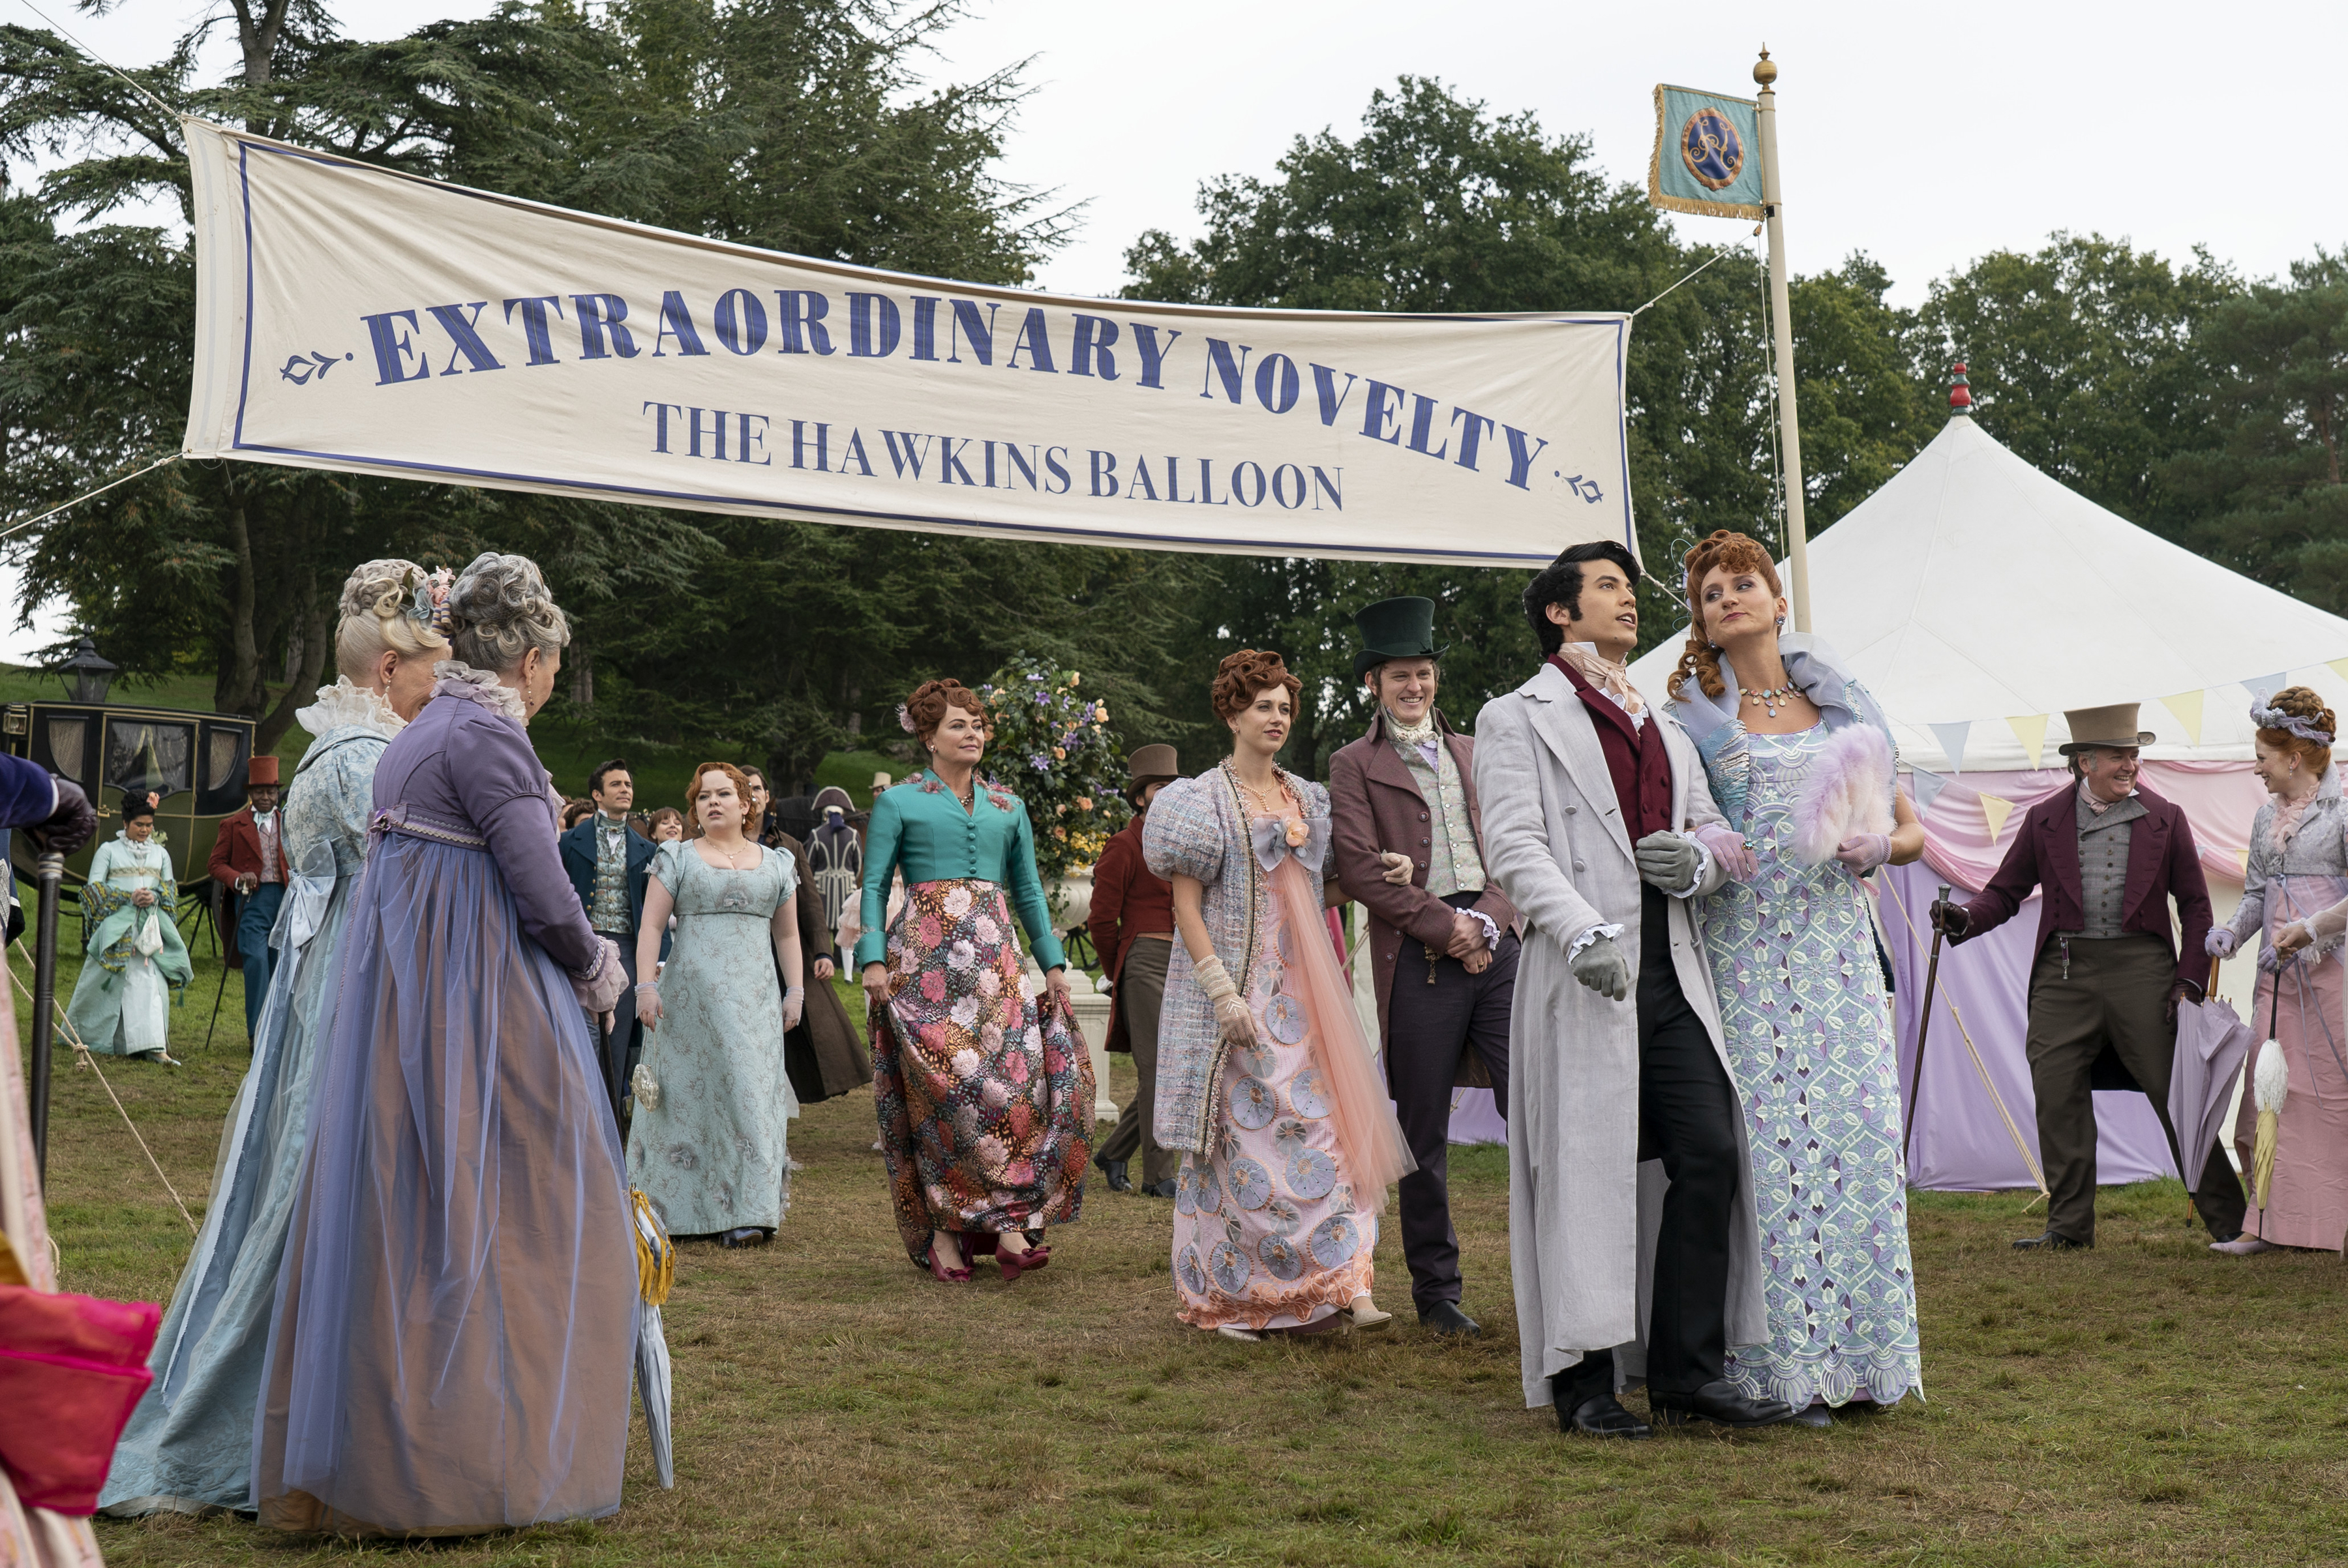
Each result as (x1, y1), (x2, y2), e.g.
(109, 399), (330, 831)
(1569, 933), (1631, 1002)
(1633, 830), (1701, 894)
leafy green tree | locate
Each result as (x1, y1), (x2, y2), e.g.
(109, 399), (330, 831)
(1914, 233), (2241, 534)
(1120, 78), (1932, 773)
(2161, 250), (2348, 610)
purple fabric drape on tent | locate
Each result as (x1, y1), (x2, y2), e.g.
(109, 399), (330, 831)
(1878, 860), (2176, 1189)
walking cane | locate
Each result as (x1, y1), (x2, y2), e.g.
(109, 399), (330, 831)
(29, 848), (64, 1188)
(202, 945), (232, 1052)
(1902, 884), (1953, 1164)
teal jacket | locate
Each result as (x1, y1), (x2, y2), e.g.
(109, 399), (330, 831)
(854, 772), (1067, 971)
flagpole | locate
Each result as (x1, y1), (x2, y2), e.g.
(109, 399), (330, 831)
(1753, 46), (1812, 633)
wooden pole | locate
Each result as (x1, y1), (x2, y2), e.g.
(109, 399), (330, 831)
(1753, 46), (1813, 633)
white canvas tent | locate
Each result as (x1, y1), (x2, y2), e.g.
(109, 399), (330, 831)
(1625, 410), (2348, 772)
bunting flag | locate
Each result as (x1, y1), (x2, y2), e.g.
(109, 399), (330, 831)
(1927, 721), (1972, 774)
(1908, 767), (1950, 817)
(1980, 793), (2016, 845)
(2332, 658), (2348, 683)
(2006, 714), (2049, 770)
(1646, 86), (1766, 220)
(2160, 689), (2207, 746)
(2247, 673), (2289, 701)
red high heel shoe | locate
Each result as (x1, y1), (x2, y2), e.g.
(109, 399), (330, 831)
(926, 1241), (972, 1283)
(997, 1243), (1049, 1282)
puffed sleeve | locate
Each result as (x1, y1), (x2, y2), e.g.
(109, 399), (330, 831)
(854, 789), (906, 969)
(650, 837), (686, 899)
(768, 843), (800, 901)
(1143, 775), (1224, 885)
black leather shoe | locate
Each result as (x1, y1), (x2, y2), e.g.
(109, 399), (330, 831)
(1141, 1179), (1178, 1199)
(1418, 1301), (1481, 1336)
(1093, 1154), (1132, 1192)
(1554, 1391), (1651, 1440)
(718, 1226), (770, 1248)
(1788, 1404), (1834, 1428)
(1649, 1380), (1795, 1429)
(2011, 1229), (2091, 1251)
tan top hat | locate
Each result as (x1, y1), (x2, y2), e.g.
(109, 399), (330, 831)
(2056, 702), (2156, 755)
(1125, 744), (1181, 806)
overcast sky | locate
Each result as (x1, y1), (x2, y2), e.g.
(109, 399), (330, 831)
(8, 0), (2344, 659)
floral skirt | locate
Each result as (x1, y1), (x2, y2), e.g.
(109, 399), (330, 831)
(872, 879), (1091, 1264)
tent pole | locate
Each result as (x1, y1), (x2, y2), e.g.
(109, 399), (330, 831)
(1753, 48), (1812, 633)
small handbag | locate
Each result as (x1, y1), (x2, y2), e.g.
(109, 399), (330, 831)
(0, 1284), (161, 1515)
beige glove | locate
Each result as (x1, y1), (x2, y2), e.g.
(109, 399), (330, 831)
(1193, 953), (1256, 1047)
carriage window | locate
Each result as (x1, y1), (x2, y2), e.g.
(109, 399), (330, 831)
(207, 729), (243, 792)
(105, 719), (194, 799)
(39, 715), (87, 783)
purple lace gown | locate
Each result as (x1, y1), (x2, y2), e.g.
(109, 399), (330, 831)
(253, 676), (637, 1536)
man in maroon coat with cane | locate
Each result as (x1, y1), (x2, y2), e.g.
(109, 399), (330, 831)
(1932, 704), (2250, 1250)
(1088, 744), (1184, 1197)
(1329, 597), (1518, 1336)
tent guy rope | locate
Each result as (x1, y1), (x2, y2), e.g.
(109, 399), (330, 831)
(0, 452), (181, 543)
(9, 0), (181, 121)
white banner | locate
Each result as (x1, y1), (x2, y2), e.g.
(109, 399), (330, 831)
(185, 120), (1634, 567)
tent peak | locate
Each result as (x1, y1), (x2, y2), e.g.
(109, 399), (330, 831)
(1948, 359), (1972, 415)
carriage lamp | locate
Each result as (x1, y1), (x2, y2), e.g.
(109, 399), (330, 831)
(58, 636), (117, 704)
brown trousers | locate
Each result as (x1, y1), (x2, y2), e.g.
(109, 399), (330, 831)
(2025, 934), (2248, 1243)
(1096, 937), (1177, 1187)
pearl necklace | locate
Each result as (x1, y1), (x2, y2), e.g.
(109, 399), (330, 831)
(1741, 678), (1799, 718)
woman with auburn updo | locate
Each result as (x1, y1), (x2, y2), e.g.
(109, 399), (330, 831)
(858, 678), (1093, 1284)
(1663, 529), (1925, 1425)
(102, 559), (449, 1517)
(255, 552), (636, 1536)
(2214, 686), (2348, 1254)
(1143, 650), (1411, 1341)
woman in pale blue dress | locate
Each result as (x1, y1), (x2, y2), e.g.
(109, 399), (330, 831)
(100, 561), (449, 1516)
(1664, 531), (1926, 1426)
(630, 761), (806, 1248)
(64, 794), (191, 1061)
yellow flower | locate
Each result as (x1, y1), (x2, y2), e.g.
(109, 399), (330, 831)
(1068, 672), (1081, 688)
(1094, 702), (1109, 721)
(1076, 796), (1092, 811)
(1053, 746), (1065, 759)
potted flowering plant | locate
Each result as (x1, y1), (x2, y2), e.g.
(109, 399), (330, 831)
(978, 655), (1130, 896)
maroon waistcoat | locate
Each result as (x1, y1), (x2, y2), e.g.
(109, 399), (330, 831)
(1549, 654), (1672, 838)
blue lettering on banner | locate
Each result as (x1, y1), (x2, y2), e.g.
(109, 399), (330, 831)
(1449, 407), (1494, 470)
(1089, 449), (1118, 497)
(1070, 316), (1119, 380)
(1130, 324), (1181, 389)
(911, 297), (941, 361)
(1128, 457), (1159, 501)
(775, 291), (834, 355)
(1359, 380), (1405, 444)
(714, 290), (766, 354)
(949, 299), (999, 365)
(502, 296), (565, 365)
(687, 406), (727, 460)
(1310, 365), (1357, 427)
(1253, 354), (1299, 415)
(424, 303), (502, 375)
(571, 294), (639, 359)
(1405, 393), (1447, 459)
(1200, 339), (1250, 403)
(642, 400), (682, 451)
(847, 293), (901, 358)
(361, 310), (430, 384)
(1501, 425), (1548, 490)
(1006, 308), (1057, 373)
(839, 430), (877, 476)
(881, 430), (931, 479)
(653, 292), (708, 357)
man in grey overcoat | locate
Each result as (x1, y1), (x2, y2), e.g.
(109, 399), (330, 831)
(1473, 541), (1788, 1439)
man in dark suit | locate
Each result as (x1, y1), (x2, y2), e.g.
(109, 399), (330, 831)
(1087, 743), (1184, 1198)
(1933, 704), (2250, 1250)
(207, 755), (285, 1040)
(1329, 597), (1520, 1337)
(560, 759), (663, 1124)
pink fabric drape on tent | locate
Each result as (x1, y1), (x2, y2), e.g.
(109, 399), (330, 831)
(1443, 762), (2269, 1179)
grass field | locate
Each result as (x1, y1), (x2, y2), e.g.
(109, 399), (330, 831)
(19, 941), (2348, 1567)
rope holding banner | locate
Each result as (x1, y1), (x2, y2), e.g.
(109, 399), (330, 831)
(0, 451), (180, 543)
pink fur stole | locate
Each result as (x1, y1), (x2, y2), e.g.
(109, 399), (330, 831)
(1790, 725), (1895, 867)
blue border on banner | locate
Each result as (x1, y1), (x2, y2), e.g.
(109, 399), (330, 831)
(227, 138), (1634, 567)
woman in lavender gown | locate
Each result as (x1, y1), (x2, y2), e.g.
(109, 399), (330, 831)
(1663, 531), (1925, 1426)
(254, 553), (635, 1536)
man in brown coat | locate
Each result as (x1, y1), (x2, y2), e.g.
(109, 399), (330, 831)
(1329, 597), (1518, 1336)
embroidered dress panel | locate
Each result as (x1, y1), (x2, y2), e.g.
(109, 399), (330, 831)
(1698, 723), (1921, 1408)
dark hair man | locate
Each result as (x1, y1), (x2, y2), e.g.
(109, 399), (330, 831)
(1471, 541), (1790, 1438)
(560, 760), (663, 1124)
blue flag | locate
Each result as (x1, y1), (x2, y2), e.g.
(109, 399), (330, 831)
(1648, 85), (1764, 220)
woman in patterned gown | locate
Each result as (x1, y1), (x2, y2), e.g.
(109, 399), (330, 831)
(630, 762), (805, 1248)
(101, 560), (448, 1516)
(1664, 531), (1925, 1426)
(1144, 650), (1412, 1341)
(63, 792), (191, 1062)
(858, 678), (1092, 1282)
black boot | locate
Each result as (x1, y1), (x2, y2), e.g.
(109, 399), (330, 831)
(1551, 1380), (1651, 1440)
(1092, 1153), (1132, 1192)
(1648, 1380), (1795, 1429)
(2011, 1229), (2090, 1251)
(1418, 1301), (1481, 1336)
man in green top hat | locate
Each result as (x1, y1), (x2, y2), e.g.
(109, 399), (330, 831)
(1328, 597), (1519, 1336)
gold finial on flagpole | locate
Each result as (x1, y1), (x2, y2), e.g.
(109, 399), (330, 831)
(1754, 45), (1777, 89)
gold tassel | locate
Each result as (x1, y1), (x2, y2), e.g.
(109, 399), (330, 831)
(632, 1188), (674, 1307)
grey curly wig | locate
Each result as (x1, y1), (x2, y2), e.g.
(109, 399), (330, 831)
(445, 552), (571, 674)
(333, 558), (449, 682)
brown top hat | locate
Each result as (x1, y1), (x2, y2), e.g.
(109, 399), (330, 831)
(1126, 743), (1180, 805)
(2056, 703), (2155, 756)
(248, 754), (281, 787)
